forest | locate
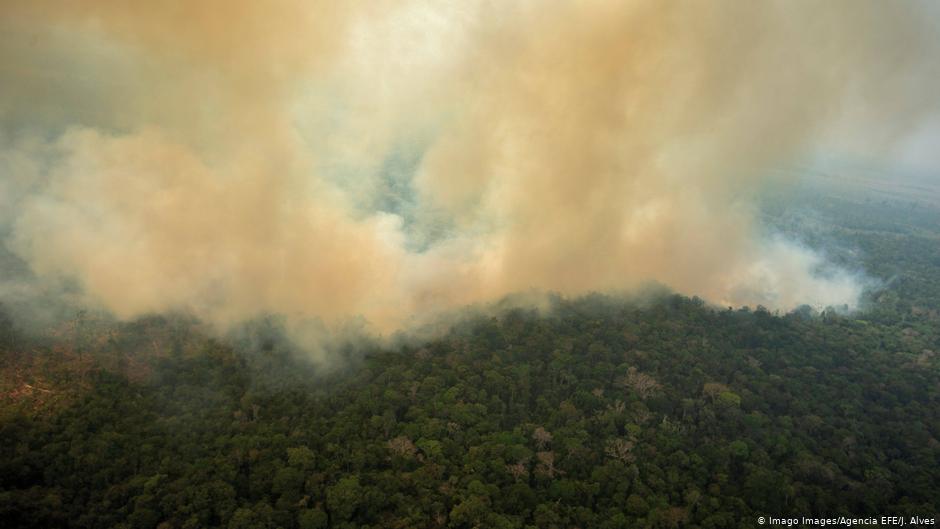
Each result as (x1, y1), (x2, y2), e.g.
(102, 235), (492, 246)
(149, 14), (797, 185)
(0, 187), (938, 529)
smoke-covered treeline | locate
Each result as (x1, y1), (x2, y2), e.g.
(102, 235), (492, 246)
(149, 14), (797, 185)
(3, 1), (940, 349)
(2, 192), (939, 528)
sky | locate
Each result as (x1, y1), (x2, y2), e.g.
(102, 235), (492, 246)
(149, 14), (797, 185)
(1, 0), (939, 352)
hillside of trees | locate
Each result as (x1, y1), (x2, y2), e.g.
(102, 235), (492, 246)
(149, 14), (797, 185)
(1, 190), (938, 529)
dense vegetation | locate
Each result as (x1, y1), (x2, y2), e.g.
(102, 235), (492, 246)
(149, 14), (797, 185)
(1, 186), (938, 529)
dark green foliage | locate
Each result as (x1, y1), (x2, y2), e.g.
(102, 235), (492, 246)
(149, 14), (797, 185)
(1, 292), (938, 528)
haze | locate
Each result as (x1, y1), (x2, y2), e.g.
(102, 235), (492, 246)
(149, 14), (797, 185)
(2, 0), (939, 343)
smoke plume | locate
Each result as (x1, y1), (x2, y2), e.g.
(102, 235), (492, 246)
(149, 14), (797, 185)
(2, 1), (938, 346)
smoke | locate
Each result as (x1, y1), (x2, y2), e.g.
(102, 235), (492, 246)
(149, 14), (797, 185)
(1, 1), (939, 353)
